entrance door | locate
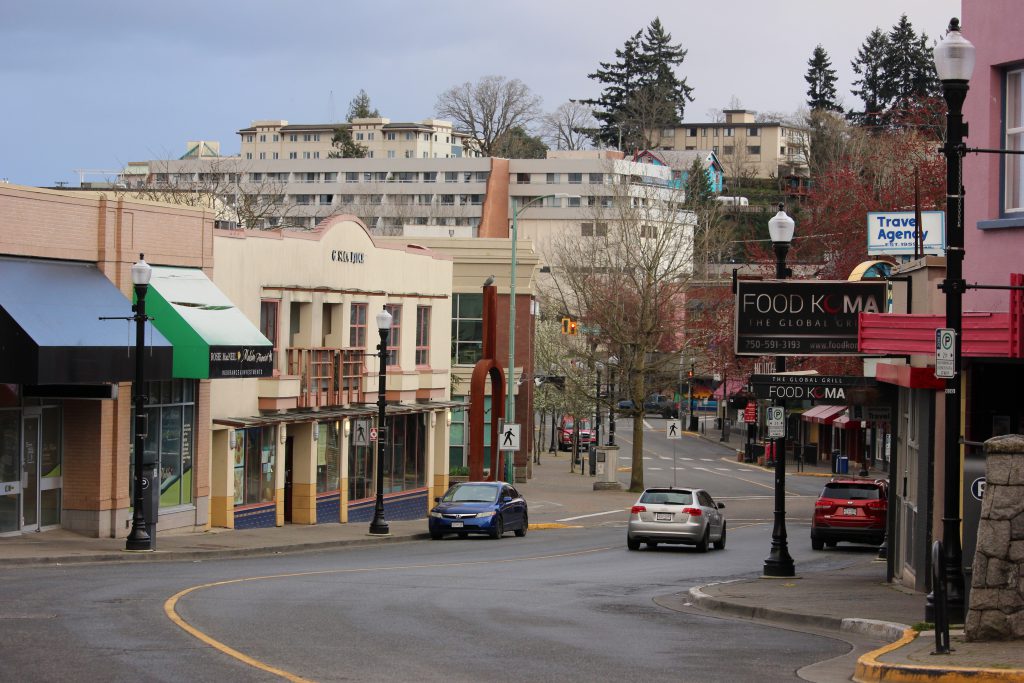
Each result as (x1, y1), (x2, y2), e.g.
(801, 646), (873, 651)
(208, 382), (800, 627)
(19, 408), (62, 533)
(21, 412), (40, 532)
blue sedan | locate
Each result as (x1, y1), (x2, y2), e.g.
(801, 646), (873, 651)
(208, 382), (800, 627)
(428, 481), (528, 540)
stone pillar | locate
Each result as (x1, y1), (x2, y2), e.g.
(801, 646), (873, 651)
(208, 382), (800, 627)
(965, 434), (1024, 641)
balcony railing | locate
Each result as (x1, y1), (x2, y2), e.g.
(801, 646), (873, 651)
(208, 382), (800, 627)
(286, 347), (366, 408)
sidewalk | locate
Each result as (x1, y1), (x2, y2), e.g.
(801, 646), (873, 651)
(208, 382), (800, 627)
(2, 445), (1020, 680)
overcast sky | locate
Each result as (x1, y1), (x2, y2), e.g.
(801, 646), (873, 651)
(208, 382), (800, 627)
(1, 0), (960, 187)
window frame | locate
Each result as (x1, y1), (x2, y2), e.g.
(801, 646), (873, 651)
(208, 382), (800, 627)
(349, 302), (367, 349)
(384, 304), (402, 367)
(415, 305), (430, 367)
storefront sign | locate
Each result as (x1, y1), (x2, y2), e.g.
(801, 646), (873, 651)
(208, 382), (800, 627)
(743, 403), (757, 423)
(749, 374), (880, 403)
(208, 346), (275, 378)
(867, 211), (945, 255)
(735, 281), (887, 356)
(331, 250), (366, 264)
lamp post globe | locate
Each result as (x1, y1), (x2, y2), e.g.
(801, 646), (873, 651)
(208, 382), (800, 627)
(763, 205), (795, 578)
(126, 254), (153, 551)
(369, 307), (393, 535)
(927, 16), (975, 623)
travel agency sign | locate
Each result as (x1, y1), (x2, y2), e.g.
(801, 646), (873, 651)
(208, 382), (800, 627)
(735, 280), (888, 356)
(867, 211), (945, 256)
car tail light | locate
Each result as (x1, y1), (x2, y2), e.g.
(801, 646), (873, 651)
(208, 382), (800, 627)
(682, 507), (702, 517)
(630, 505), (646, 514)
(865, 500), (886, 511)
(815, 500), (833, 509)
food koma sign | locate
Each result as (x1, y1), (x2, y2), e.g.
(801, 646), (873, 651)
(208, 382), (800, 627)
(735, 281), (887, 356)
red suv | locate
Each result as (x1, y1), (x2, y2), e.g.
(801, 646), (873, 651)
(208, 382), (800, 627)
(557, 416), (594, 451)
(811, 478), (888, 550)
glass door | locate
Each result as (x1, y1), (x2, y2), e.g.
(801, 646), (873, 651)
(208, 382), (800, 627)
(21, 412), (40, 531)
(0, 410), (20, 534)
(19, 407), (61, 532)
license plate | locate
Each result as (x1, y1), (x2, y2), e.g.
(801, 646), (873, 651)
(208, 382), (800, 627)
(655, 512), (672, 521)
(844, 508), (857, 516)
(451, 521), (464, 528)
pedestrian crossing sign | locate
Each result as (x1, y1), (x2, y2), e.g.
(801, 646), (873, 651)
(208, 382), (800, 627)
(666, 419), (682, 439)
(499, 422), (521, 451)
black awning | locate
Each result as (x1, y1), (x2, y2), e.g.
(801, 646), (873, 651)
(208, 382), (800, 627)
(0, 257), (173, 384)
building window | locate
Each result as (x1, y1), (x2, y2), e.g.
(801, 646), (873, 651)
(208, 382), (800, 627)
(415, 306), (430, 366)
(445, 171), (458, 183)
(319, 194), (333, 205)
(724, 146), (734, 155)
(348, 412), (426, 502)
(568, 172), (582, 184)
(132, 379), (196, 508)
(349, 303), (367, 349)
(405, 132), (414, 140)
(259, 152), (266, 160)
(273, 134), (279, 142)
(260, 300), (279, 369)
(568, 196), (581, 207)
(289, 152), (297, 159)
(661, 128), (675, 137)
(367, 133), (374, 140)
(724, 127), (734, 137)
(546, 173), (560, 184)
(688, 128), (697, 137)
(451, 293), (483, 365)
(748, 126), (759, 137)
(642, 225), (658, 238)
(747, 145), (761, 155)
(233, 426), (277, 505)
(316, 420), (341, 495)
(1006, 68), (1024, 213)
(303, 152), (312, 159)
(356, 133), (364, 141)
(272, 152), (279, 159)
(245, 152), (252, 160)
(290, 134), (297, 142)
(404, 150), (413, 158)
(387, 150), (396, 159)
(701, 128), (708, 137)
(516, 173), (531, 184)
(314, 134), (321, 142)
(386, 132), (396, 140)
(589, 173), (603, 184)
(259, 134), (266, 143)
(384, 304), (401, 366)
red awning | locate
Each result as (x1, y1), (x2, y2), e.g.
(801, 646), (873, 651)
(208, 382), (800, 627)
(713, 379), (746, 399)
(801, 405), (847, 424)
(833, 414), (866, 429)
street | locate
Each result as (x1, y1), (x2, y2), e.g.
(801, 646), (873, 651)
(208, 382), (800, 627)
(0, 417), (868, 683)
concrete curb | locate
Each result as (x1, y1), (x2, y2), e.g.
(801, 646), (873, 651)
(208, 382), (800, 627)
(687, 583), (909, 641)
(853, 629), (1024, 683)
(0, 532), (430, 568)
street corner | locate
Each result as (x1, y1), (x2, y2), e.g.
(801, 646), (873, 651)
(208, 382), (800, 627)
(853, 629), (1024, 683)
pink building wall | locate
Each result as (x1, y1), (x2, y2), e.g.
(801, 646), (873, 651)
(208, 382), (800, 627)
(962, 0), (1024, 312)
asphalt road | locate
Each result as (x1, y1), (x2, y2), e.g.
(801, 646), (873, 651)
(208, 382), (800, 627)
(0, 416), (857, 683)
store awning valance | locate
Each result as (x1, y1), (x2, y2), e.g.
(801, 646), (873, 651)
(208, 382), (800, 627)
(0, 257), (172, 384)
(147, 267), (272, 379)
(801, 405), (847, 424)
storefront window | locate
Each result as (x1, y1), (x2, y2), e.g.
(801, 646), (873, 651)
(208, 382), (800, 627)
(448, 400), (467, 469)
(317, 421), (341, 493)
(0, 409), (19, 534)
(132, 379), (195, 509)
(348, 413), (425, 501)
(237, 426), (277, 506)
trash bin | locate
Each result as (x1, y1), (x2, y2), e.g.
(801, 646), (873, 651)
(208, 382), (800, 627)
(836, 456), (849, 474)
(588, 444), (597, 476)
(141, 461), (160, 550)
(802, 444), (818, 466)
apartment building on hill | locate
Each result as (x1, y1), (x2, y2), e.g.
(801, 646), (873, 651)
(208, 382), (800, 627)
(647, 109), (808, 181)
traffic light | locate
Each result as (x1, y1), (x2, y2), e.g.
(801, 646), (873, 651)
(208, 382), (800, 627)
(561, 317), (578, 335)
(687, 369), (694, 379)
(568, 319), (578, 335)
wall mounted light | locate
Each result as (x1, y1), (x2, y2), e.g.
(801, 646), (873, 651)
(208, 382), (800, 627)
(229, 430), (237, 449)
(313, 422), (320, 442)
(280, 424), (287, 444)
(446, 410), (452, 426)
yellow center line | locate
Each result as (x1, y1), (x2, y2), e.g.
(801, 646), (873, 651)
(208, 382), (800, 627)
(164, 546), (615, 682)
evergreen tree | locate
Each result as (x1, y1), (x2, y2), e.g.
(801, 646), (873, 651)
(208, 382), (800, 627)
(805, 45), (842, 113)
(684, 157), (714, 206)
(850, 28), (890, 126)
(880, 15), (939, 112)
(492, 126), (549, 159)
(328, 127), (368, 158)
(347, 89), (380, 121)
(582, 18), (693, 150)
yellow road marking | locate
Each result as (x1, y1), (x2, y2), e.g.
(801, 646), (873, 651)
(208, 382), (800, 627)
(165, 546), (614, 681)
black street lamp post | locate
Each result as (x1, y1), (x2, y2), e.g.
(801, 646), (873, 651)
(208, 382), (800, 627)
(607, 355), (618, 446)
(368, 307), (393, 536)
(763, 205), (796, 578)
(929, 17), (975, 621)
(687, 361), (698, 431)
(126, 254), (153, 552)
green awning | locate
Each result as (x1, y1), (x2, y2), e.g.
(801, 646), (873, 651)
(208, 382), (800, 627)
(147, 267), (272, 379)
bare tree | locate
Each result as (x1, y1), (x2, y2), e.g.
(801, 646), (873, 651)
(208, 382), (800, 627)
(541, 101), (596, 151)
(435, 75), (543, 156)
(540, 165), (733, 491)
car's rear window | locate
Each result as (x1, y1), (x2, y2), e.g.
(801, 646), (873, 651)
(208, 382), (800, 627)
(822, 483), (881, 500)
(641, 491), (693, 505)
(562, 419), (592, 429)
